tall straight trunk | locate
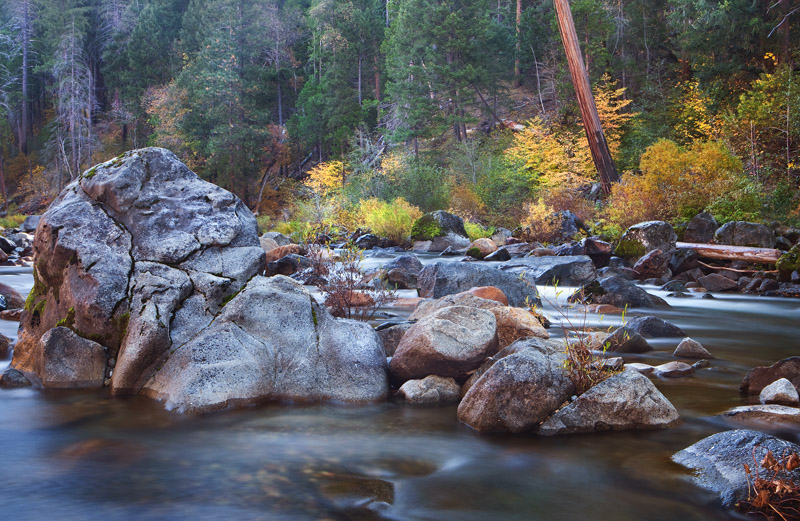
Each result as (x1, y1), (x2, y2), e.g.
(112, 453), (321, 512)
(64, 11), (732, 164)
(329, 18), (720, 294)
(276, 64), (284, 127)
(357, 50), (363, 105)
(373, 54), (381, 101)
(513, 0), (522, 88)
(20, 0), (30, 155)
(0, 147), (8, 215)
(553, 0), (619, 193)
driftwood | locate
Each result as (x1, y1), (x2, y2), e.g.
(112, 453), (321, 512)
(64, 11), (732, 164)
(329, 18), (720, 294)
(696, 260), (777, 275)
(676, 242), (782, 264)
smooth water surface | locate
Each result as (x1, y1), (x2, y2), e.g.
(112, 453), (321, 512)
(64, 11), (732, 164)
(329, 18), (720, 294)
(1, 262), (799, 521)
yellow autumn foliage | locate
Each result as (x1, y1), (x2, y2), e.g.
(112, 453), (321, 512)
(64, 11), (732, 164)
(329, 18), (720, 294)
(304, 160), (345, 197)
(603, 139), (743, 230)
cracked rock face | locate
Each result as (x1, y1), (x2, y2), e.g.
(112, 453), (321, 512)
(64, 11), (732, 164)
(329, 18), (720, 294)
(11, 147), (389, 411)
(11, 147), (265, 396)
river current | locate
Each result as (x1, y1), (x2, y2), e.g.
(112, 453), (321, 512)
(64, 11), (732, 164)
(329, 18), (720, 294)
(1, 256), (798, 521)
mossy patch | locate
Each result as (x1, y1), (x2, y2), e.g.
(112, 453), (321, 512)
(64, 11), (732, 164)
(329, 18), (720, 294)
(56, 307), (75, 329)
(113, 311), (130, 340)
(409, 214), (442, 242)
(466, 247), (485, 260)
(32, 299), (46, 316)
(83, 166), (98, 179)
(614, 239), (646, 259)
(24, 268), (47, 313)
(220, 287), (244, 308)
(777, 245), (800, 281)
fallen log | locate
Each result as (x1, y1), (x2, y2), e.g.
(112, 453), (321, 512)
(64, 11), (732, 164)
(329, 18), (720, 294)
(676, 242), (782, 264)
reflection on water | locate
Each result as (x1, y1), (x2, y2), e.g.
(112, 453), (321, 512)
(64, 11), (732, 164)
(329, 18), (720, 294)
(2, 262), (799, 520)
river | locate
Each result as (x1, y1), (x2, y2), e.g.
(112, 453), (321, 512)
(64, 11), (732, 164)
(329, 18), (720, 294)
(1, 257), (798, 520)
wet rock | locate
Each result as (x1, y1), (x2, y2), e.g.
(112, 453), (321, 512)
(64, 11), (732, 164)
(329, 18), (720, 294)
(653, 361), (695, 378)
(672, 429), (800, 508)
(672, 267), (705, 284)
(490, 228), (512, 246)
(491, 306), (549, 348)
(603, 326), (653, 353)
(265, 244), (304, 263)
(143, 276), (388, 412)
(669, 248), (700, 275)
(539, 371), (680, 435)
(759, 378), (800, 406)
(467, 238), (497, 259)
(693, 359), (710, 369)
(467, 286), (508, 305)
(661, 280), (688, 292)
(457, 347), (574, 433)
(720, 405), (800, 428)
(484, 247), (511, 262)
(261, 231), (292, 246)
(758, 278), (780, 292)
(741, 356), (800, 396)
(410, 211), (471, 252)
(0, 282), (24, 310)
(625, 363), (655, 376)
(19, 215), (41, 233)
(697, 273), (738, 292)
(552, 237), (613, 268)
(0, 367), (32, 388)
(266, 254), (302, 276)
(618, 221), (678, 259)
(418, 261), (540, 307)
(37, 327), (107, 389)
(673, 338), (714, 359)
(500, 255), (597, 286)
(569, 277), (670, 309)
(382, 254), (424, 289)
(389, 305), (498, 382)
(399, 375), (461, 405)
(683, 212), (718, 243)
(0, 333), (10, 359)
(504, 242), (542, 257)
(715, 221), (776, 248)
(354, 233), (382, 249)
(0, 235), (16, 254)
(632, 249), (670, 279)
(377, 322), (413, 357)
(409, 292), (502, 320)
(260, 236), (279, 253)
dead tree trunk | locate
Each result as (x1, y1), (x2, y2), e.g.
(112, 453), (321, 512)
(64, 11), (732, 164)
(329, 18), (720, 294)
(553, 0), (619, 193)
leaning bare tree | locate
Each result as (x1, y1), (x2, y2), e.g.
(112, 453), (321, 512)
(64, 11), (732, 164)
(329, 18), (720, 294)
(553, 0), (619, 194)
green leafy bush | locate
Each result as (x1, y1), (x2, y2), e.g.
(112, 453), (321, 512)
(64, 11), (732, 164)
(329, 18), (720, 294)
(386, 159), (450, 212)
(356, 197), (422, 243)
(464, 222), (495, 242)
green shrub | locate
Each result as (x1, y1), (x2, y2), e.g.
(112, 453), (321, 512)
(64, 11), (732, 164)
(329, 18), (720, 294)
(706, 177), (764, 224)
(256, 215), (271, 235)
(0, 214), (27, 230)
(272, 220), (313, 243)
(386, 159), (450, 212)
(409, 213), (442, 241)
(357, 197), (422, 243)
(464, 222), (495, 242)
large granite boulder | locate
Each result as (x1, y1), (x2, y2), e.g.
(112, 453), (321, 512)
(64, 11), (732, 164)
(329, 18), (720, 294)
(500, 255), (597, 286)
(673, 429), (800, 508)
(539, 371), (680, 435)
(418, 262), (540, 307)
(569, 276), (670, 309)
(143, 276), (388, 412)
(410, 211), (470, 252)
(6, 149), (388, 412)
(552, 238), (613, 267)
(457, 347), (574, 433)
(9, 148), (266, 394)
(715, 221), (776, 248)
(389, 305), (499, 382)
(382, 254), (424, 289)
(617, 221), (677, 259)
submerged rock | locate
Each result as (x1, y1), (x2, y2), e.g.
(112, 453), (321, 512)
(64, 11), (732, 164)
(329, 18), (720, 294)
(538, 371), (680, 435)
(625, 316), (686, 338)
(741, 356), (800, 396)
(673, 429), (800, 508)
(399, 375), (461, 405)
(673, 338), (714, 359)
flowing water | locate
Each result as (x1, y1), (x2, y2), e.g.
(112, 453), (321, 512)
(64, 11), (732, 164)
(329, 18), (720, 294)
(1, 258), (799, 521)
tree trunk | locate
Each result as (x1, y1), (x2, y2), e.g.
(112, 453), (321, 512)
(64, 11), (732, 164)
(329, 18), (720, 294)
(0, 146), (8, 215)
(277, 68), (283, 127)
(513, 0), (522, 88)
(676, 242), (782, 264)
(20, 0), (30, 155)
(357, 50), (363, 105)
(553, 0), (619, 193)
